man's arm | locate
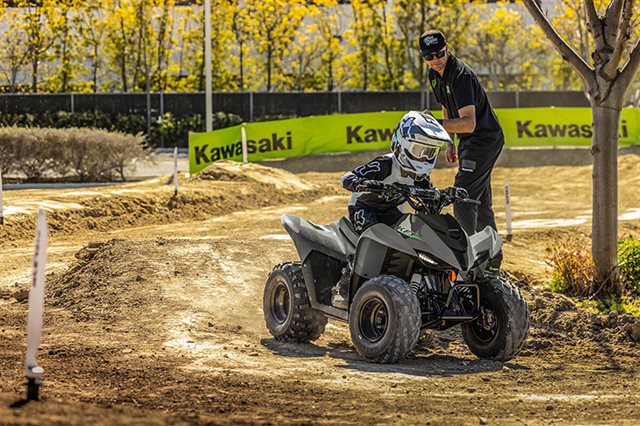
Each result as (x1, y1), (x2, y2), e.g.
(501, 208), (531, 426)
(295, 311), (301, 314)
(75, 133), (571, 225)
(442, 107), (458, 163)
(440, 104), (476, 134)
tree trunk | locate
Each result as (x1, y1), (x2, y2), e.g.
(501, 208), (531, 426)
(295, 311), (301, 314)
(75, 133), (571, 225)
(31, 58), (38, 93)
(93, 44), (99, 93)
(239, 41), (244, 90)
(591, 105), (620, 291)
(267, 44), (272, 91)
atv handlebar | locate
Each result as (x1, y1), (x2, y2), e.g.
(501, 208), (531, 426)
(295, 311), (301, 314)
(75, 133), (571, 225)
(357, 182), (480, 214)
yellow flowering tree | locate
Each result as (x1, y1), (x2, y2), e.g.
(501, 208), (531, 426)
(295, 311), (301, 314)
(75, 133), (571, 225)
(245, 0), (308, 91)
(466, 4), (550, 90)
(395, 0), (477, 90)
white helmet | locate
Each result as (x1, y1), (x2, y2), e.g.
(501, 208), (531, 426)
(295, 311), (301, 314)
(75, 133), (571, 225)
(391, 111), (452, 178)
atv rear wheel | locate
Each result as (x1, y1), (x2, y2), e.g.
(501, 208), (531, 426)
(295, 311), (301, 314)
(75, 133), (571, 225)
(349, 275), (421, 363)
(461, 276), (529, 362)
(263, 262), (327, 342)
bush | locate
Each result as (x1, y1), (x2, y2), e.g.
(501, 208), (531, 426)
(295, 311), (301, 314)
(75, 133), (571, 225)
(619, 236), (640, 294)
(546, 238), (594, 297)
(0, 110), (242, 148)
(0, 127), (148, 182)
(546, 236), (640, 298)
(150, 112), (242, 147)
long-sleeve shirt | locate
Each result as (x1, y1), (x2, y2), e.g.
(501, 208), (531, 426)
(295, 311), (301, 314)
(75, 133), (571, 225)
(341, 153), (433, 210)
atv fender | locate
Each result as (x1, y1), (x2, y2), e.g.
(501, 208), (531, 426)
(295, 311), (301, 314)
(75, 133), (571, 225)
(353, 223), (417, 279)
(469, 226), (503, 264)
(281, 214), (349, 262)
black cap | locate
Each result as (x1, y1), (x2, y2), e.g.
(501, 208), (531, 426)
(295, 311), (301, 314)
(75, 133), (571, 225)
(419, 30), (446, 56)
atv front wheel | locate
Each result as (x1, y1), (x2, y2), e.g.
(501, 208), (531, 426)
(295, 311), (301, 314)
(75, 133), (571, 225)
(461, 276), (529, 361)
(263, 262), (327, 342)
(349, 275), (421, 363)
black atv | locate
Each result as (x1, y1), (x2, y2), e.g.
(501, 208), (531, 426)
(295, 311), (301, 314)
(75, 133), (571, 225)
(263, 183), (529, 363)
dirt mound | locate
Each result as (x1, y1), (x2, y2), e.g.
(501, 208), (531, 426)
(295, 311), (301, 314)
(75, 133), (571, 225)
(0, 174), (334, 245)
(527, 288), (640, 345)
(47, 239), (167, 322)
(193, 160), (314, 191)
(501, 272), (640, 349)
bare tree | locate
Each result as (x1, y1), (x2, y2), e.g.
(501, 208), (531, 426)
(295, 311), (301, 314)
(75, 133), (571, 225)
(523, 0), (640, 294)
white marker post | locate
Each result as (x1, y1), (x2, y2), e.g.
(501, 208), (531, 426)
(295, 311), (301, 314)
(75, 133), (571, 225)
(505, 180), (513, 242)
(0, 165), (4, 225)
(241, 126), (248, 164)
(173, 146), (179, 197)
(25, 209), (48, 400)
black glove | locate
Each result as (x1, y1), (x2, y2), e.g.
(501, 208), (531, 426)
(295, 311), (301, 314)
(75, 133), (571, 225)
(443, 186), (469, 199)
(357, 180), (385, 192)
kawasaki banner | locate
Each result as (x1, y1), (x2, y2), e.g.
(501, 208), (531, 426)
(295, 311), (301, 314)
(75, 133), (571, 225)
(499, 107), (639, 146)
(189, 107), (640, 173)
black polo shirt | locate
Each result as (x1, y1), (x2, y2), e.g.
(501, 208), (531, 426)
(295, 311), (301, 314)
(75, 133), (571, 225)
(428, 54), (503, 147)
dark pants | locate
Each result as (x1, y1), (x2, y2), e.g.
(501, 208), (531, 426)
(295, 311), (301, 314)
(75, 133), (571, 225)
(348, 206), (404, 235)
(454, 138), (504, 267)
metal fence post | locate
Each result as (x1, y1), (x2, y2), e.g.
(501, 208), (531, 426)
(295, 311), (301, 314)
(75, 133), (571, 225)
(249, 91), (254, 122)
(160, 91), (164, 117)
(70, 92), (74, 113)
(338, 90), (342, 114)
(146, 91), (151, 142)
(515, 90), (520, 108)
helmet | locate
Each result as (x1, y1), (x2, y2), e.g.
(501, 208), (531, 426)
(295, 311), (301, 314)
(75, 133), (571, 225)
(391, 111), (452, 178)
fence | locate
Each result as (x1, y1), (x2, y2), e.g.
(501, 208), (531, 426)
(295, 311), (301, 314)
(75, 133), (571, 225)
(0, 90), (591, 122)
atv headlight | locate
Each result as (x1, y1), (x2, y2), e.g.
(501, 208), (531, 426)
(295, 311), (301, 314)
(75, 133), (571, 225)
(417, 251), (438, 266)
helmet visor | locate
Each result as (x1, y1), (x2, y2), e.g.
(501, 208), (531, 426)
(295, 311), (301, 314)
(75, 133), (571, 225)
(406, 141), (440, 161)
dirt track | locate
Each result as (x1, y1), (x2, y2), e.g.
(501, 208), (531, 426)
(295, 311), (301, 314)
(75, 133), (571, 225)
(1, 159), (640, 425)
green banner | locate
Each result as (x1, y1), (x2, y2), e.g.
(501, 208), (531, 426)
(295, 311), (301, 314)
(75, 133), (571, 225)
(498, 107), (640, 147)
(189, 108), (640, 173)
(188, 111), (407, 173)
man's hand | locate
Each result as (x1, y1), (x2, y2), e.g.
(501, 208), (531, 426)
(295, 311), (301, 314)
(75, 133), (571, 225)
(445, 143), (458, 163)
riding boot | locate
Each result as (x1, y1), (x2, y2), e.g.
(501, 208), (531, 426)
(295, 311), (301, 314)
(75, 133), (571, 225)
(331, 267), (351, 309)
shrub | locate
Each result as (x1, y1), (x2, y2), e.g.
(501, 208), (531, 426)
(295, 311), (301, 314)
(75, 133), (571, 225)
(546, 236), (640, 298)
(619, 236), (640, 295)
(546, 238), (594, 297)
(0, 110), (242, 148)
(151, 112), (243, 148)
(0, 127), (148, 182)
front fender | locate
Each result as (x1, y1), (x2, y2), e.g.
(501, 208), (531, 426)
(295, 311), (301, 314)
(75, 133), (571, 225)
(353, 223), (417, 279)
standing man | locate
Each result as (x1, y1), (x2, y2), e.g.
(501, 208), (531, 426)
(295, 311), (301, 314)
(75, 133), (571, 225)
(419, 29), (504, 272)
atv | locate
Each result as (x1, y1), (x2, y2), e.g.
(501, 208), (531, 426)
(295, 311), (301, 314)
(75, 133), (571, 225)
(263, 183), (529, 363)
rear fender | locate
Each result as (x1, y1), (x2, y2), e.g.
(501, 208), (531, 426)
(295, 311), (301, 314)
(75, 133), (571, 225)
(281, 214), (347, 262)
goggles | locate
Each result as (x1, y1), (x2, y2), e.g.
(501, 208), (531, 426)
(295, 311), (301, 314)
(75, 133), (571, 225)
(423, 48), (446, 61)
(406, 141), (440, 161)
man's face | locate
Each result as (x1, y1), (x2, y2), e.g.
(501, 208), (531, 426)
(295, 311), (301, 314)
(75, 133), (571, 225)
(424, 46), (448, 74)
